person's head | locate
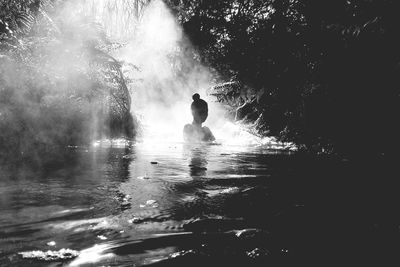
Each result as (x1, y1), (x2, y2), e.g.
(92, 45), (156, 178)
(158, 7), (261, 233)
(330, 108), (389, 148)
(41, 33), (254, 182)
(192, 93), (200, 101)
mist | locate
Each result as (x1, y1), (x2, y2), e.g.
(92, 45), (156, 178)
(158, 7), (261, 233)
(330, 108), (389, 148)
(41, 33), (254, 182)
(115, 0), (219, 142)
(90, 0), (273, 145)
(2, 2), (398, 265)
(1, 0), (285, 164)
(0, 0), (135, 162)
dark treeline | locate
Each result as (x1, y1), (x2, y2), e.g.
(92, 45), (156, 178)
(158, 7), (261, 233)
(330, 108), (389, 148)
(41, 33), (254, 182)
(2, 0), (399, 159)
(0, 0), (136, 162)
(167, 0), (400, 156)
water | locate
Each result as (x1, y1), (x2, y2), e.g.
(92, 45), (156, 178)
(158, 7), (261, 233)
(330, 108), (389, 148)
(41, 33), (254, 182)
(0, 139), (398, 266)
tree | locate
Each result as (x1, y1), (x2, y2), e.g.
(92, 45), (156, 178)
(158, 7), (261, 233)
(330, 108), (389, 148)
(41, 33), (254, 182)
(1, 0), (137, 162)
(167, 0), (400, 155)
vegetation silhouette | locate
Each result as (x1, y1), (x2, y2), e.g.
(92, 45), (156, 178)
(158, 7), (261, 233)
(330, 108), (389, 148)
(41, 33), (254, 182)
(167, 0), (400, 156)
(1, 0), (137, 162)
(2, 0), (399, 158)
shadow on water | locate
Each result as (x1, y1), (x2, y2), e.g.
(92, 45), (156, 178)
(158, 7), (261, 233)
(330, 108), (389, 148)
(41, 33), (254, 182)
(0, 140), (399, 266)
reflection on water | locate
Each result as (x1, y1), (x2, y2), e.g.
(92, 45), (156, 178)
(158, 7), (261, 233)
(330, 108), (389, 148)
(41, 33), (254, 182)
(0, 138), (397, 266)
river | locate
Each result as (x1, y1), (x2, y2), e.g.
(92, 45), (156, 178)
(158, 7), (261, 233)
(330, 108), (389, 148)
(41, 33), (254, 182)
(0, 137), (398, 266)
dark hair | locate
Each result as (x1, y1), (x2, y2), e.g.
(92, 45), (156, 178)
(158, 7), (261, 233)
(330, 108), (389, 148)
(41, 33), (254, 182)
(192, 93), (200, 101)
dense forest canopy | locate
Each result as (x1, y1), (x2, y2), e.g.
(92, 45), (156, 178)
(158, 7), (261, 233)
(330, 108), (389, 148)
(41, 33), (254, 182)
(82, 0), (151, 39)
(0, 0), (136, 162)
(1, 0), (399, 158)
(167, 0), (400, 155)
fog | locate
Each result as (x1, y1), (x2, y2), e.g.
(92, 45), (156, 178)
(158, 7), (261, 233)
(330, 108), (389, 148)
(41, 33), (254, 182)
(0, 0), (283, 160)
(113, 0), (221, 142)
(86, 0), (273, 145)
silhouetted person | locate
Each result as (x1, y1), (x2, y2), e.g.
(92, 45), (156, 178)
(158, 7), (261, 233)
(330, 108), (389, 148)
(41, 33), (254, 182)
(183, 93), (215, 142)
(191, 93), (208, 126)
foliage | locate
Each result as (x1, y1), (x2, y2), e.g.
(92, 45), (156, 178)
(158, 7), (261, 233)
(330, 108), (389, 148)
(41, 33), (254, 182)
(0, 0), (136, 161)
(82, 0), (151, 40)
(167, 0), (400, 155)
